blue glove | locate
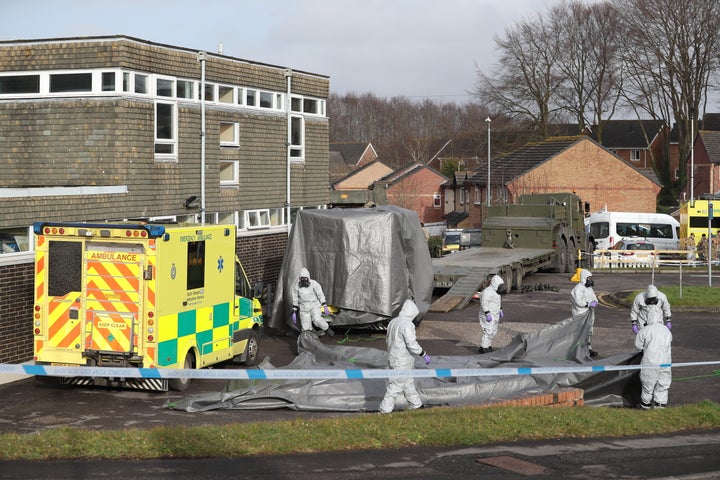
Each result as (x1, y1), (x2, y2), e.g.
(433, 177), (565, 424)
(589, 300), (598, 308)
(485, 313), (493, 322)
(499, 310), (504, 319)
(291, 312), (297, 324)
(632, 324), (639, 334)
(423, 353), (431, 365)
(666, 321), (672, 330)
(323, 304), (330, 316)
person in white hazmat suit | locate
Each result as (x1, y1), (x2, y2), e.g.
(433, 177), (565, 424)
(634, 307), (672, 409)
(479, 275), (504, 354)
(630, 284), (672, 333)
(291, 267), (334, 336)
(379, 299), (431, 414)
(570, 269), (599, 357)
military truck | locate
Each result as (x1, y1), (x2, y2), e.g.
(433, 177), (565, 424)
(431, 193), (591, 312)
(482, 192), (590, 273)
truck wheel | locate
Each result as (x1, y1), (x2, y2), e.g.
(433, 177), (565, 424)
(243, 330), (260, 366)
(512, 265), (524, 291)
(554, 239), (568, 273)
(169, 351), (195, 392)
(565, 239), (577, 273)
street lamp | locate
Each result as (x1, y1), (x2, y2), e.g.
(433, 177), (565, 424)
(486, 117), (491, 207)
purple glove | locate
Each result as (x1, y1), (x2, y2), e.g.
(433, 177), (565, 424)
(632, 324), (639, 334)
(666, 321), (672, 330)
(323, 304), (330, 316)
(291, 312), (297, 324)
(499, 310), (504, 319)
(423, 353), (431, 365)
(589, 300), (598, 308)
(485, 313), (493, 322)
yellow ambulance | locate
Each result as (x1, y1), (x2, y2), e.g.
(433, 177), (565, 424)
(32, 221), (263, 391)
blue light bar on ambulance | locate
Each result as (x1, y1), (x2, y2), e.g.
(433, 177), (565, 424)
(33, 222), (167, 238)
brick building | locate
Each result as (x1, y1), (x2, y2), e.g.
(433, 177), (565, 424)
(0, 35), (330, 363)
(444, 136), (662, 229)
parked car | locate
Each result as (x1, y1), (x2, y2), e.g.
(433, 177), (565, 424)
(605, 240), (657, 266)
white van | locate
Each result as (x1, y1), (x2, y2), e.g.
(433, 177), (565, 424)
(585, 211), (680, 251)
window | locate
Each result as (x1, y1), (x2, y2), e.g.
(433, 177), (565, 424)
(134, 74), (148, 94)
(260, 91), (273, 108)
(269, 208), (285, 226)
(631, 150), (641, 161)
(156, 77), (174, 97)
(303, 98), (319, 114)
(246, 209), (271, 229)
(246, 89), (257, 107)
(474, 186), (482, 204)
(0, 74), (40, 94)
(154, 101), (176, 157)
(218, 211), (238, 226)
(101, 72), (116, 92)
(219, 160), (239, 185)
(50, 73), (92, 93)
(177, 79), (195, 99)
(186, 241), (205, 290)
(219, 122), (239, 146)
(290, 115), (304, 159)
(204, 83), (215, 102)
(675, 168), (680, 180)
(0, 227), (30, 254)
(218, 85), (234, 104)
(433, 194), (442, 208)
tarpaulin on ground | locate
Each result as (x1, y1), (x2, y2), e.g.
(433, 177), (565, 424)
(165, 313), (641, 413)
(268, 206), (434, 331)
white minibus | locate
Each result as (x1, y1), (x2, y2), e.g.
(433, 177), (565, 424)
(585, 211), (680, 250)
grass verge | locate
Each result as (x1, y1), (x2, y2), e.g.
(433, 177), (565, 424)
(0, 400), (718, 460)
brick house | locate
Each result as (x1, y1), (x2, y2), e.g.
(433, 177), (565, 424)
(379, 163), (448, 225)
(683, 130), (720, 198)
(329, 142), (378, 184)
(0, 35), (330, 363)
(444, 136), (662, 229)
(329, 159), (393, 207)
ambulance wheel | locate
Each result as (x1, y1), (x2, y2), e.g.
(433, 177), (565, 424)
(243, 330), (260, 366)
(170, 351), (195, 392)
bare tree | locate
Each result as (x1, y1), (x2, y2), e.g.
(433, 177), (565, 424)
(551, 1), (624, 141)
(474, 12), (565, 137)
(616, 0), (720, 195)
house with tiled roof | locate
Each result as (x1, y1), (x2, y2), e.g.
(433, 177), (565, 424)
(329, 159), (392, 208)
(443, 136), (662, 229)
(329, 142), (378, 183)
(685, 130), (720, 198)
(377, 163), (448, 225)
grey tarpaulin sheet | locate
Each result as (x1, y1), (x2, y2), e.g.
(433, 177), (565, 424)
(166, 313), (641, 413)
(268, 206), (434, 331)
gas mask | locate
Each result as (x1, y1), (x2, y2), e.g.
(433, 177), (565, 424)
(584, 278), (594, 288)
(645, 296), (658, 305)
(299, 277), (310, 288)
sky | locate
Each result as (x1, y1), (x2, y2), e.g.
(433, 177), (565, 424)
(1, 0), (567, 103)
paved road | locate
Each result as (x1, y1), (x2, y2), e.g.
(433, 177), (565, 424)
(1, 270), (718, 478)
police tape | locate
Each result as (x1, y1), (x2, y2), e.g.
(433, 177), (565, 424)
(1, 361), (719, 380)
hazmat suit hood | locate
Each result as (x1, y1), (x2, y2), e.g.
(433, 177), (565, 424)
(490, 275), (504, 292)
(398, 299), (419, 321)
(646, 284), (659, 299)
(579, 269), (592, 284)
(299, 267), (310, 279)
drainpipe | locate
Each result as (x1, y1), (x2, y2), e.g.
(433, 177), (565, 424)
(197, 51), (207, 225)
(285, 69), (293, 235)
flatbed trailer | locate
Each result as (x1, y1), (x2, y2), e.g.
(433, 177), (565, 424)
(430, 247), (554, 312)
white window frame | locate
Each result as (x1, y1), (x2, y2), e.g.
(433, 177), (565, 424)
(219, 122), (239, 147)
(155, 75), (176, 98)
(219, 160), (239, 186)
(433, 194), (442, 208)
(154, 100), (177, 161)
(245, 209), (271, 230)
(631, 149), (641, 161)
(289, 115), (304, 161)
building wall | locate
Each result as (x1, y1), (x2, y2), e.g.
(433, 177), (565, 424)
(508, 139), (660, 213)
(0, 261), (34, 364)
(0, 36), (329, 363)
